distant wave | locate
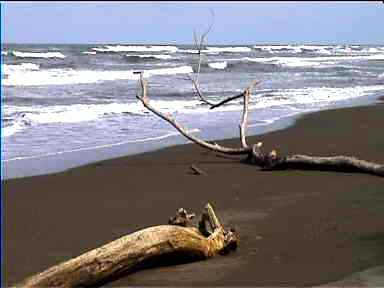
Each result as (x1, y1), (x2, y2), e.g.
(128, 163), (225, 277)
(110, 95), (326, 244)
(208, 61), (228, 70)
(253, 45), (333, 54)
(220, 53), (384, 68)
(12, 51), (66, 58)
(252, 45), (384, 55)
(205, 46), (252, 53)
(3, 65), (193, 86)
(179, 46), (252, 54)
(92, 45), (179, 53)
(125, 54), (173, 61)
(179, 49), (199, 54)
(82, 51), (97, 55)
(1, 51), (7, 56)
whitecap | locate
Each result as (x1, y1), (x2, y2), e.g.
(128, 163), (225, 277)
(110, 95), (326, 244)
(205, 46), (252, 53)
(3, 65), (193, 86)
(12, 51), (66, 58)
(82, 51), (97, 55)
(2, 63), (40, 75)
(221, 53), (384, 68)
(208, 61), (227, 70)
(92, 45), (178, 53)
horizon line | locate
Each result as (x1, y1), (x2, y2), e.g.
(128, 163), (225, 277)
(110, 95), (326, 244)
(3, 41), (384, 46)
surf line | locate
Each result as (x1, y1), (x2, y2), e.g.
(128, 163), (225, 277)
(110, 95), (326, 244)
(2, 128), (201, 162)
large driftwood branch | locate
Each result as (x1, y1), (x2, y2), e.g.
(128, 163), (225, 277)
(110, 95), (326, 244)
(17, 204), (238, 287)
(263, 154), (384, 177)
(135, 73), (384, 177)
(136, 72), (251, 155)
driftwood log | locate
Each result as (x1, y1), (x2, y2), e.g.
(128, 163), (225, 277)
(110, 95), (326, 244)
(16, 203), (238, 287)
(135, 72), (384, 177)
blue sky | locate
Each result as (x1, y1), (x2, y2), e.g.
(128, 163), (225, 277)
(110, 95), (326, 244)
(2, 1), (384, 45)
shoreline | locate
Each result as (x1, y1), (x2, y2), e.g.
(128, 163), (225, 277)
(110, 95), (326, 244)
(4, 99), (384, 286)
(3, 93), (382, 180)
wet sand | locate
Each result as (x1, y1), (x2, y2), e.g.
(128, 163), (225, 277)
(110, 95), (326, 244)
(4, 102), (384, 286)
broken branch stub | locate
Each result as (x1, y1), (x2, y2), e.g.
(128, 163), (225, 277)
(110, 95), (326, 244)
(17, 203), (238, 287)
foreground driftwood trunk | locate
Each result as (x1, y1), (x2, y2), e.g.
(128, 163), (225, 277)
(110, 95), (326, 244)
(17, 204), (238, 287)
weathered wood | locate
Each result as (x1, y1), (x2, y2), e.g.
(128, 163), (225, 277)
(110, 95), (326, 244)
(265, 154), (384, 177)
(136, 73), (384, 177)
(17, 204), (238, 288)
(190, 164), (207, 175)
(136, 73), (251, 155)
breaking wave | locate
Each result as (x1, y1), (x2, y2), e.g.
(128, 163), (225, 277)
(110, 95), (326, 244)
(205, 46), (252, 53)
(208, 61), (228, 70)
(252, 45), (384, 55)
(125, 54), (173, 61)
(92, 45), (179, 53)
(82, 51), (97, 55)
(3, 65), (193, 86)
(3, 63), (40, 74)
(12, 51), (66, 58)
(218, 53), (384, 69)
(4, 84), (383, 138)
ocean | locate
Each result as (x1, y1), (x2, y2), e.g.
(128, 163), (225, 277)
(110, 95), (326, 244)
(2, 43), (384, 178)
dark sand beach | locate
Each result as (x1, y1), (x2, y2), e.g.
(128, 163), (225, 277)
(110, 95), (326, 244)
(4, 100), (384, 287)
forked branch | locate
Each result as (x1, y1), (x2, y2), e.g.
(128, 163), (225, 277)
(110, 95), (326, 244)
(135, 72), (384, 177)
(136, 72), (252, 155)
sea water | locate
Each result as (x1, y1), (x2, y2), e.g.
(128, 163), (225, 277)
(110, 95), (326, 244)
(2, 44), (384, 178)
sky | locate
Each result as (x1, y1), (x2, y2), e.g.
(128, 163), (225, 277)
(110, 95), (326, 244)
(2, 1), (384, 45)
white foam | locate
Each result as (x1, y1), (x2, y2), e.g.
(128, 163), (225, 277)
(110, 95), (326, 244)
(12, 51), (66, 59)
(126, 54), (173, 60)
(4, 98), (205, 128)
(208, 61), (227, 70)
(2, 122), (26, 138)
(2, 128), (201, 162)
(82, 51), (97, 55)
(221, 53), (384, 68)
(253, 45), (335, 54)
(3, 63), (40, 75)
(248, 85), (384, 110)
(251, 45), (383, 55)
(3, 65), (193, 86)
(179, 49), (199, 54)
(3, 84), (384, 139)
(205, 46), (252, 53)
(92, 45), (178, 53)
(1, 51), (7, 56)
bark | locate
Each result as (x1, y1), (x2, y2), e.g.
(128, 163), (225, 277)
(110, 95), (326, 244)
(264, 154), (384, 177)
(17, 204), (238, 287)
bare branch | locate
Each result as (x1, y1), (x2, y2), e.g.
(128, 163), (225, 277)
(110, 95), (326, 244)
(136, 72), (251, 155)
(191, 9), (215, 99)
(188, 74), (216, 106)
(209, 80), (261, 110)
